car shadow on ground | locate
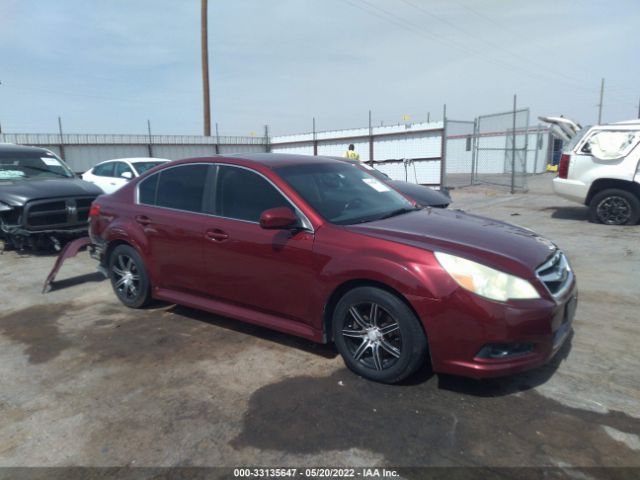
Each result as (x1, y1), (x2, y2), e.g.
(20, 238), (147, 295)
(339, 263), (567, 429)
(231, 329), (640, 468)
(1, 247), (61, 257)
(166, 304), (339, 359)
(47, 272), (106, 292)
(164, 303), (573, 390)
(539, 205), (589, 221)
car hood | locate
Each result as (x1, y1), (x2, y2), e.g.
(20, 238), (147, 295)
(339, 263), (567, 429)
(0, 178), (103, 206)
(346, 208), (557, 275)
(389, 180), (450, 207)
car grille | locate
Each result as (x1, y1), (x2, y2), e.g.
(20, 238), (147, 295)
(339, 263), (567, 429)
(24, 196), (96, 230)
(536, 250), (573, 299)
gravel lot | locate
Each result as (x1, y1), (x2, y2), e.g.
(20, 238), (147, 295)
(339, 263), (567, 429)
(0, 173), (639, 472)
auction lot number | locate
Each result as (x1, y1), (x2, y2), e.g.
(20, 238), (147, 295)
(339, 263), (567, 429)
(234, 468), (399, 478)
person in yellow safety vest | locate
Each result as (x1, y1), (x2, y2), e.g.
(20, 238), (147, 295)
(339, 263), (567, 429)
(343, 144), (360, 161)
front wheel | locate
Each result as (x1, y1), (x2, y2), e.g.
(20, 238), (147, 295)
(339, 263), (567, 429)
(588, 188), (640, 225)
(108, 244), (152, 308)
(333, 287), (428, 384)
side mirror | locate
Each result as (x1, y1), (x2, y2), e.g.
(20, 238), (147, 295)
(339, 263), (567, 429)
(120, 171), (133, 180)
(259, 207), (298, 230)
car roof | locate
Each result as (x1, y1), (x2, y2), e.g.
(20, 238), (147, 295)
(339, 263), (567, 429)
(209, 153), (347, 168)
(97, 157), (170, 164)
(612, 119), (640, 126)
(591, 121), (640, 131)
(0, 144), (53, 155)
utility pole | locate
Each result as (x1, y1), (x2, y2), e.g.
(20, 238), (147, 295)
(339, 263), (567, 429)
(57, 116), (65, 160)
(147, 119), (153, 157)
(511, 95), (517, 194)
(201, 0), (211, 136)
(440, 104), (447, 190)
(312, 117), (317, 156)
(637, 96), (640, 119)
(368, 110), (373, 163)
(597, 78), (605, 124)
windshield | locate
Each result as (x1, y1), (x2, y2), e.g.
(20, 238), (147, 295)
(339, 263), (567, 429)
(362, 166), (390, 182)
(275, 162), (415, 225)
(0, 151), (74, 180)
(133, 161), (166, 175)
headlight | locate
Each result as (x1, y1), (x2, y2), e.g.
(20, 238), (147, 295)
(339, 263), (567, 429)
(434, 251), (540, 302)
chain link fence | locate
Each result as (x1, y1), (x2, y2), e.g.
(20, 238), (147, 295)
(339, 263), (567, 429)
(444, 108), (536, 192)
(473, 108), (529, 192)
(443, 119), (475, 188)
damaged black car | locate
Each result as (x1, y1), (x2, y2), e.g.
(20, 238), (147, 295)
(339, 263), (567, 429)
(0, 144), (102, 251)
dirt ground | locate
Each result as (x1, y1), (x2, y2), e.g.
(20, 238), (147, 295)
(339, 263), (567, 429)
(0, 173), (639, 473)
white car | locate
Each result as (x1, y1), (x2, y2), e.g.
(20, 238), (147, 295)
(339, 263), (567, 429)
(549, 119), (640, 225)
(82, 157), (169, 194)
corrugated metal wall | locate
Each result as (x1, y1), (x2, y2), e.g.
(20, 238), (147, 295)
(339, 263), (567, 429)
(0, 132), (268, 173)
(271, 121), (445, 185)
(1, 120), (550, 185)
(64, 145), (150, 172)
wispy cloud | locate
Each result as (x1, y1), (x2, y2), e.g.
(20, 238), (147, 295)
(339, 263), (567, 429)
(0, 0), (638, 135)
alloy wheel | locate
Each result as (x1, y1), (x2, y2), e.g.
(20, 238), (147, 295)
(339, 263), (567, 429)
(341, 302), (402, 371)
(597, 196), (632, 225)
(111, 253), (141, 301)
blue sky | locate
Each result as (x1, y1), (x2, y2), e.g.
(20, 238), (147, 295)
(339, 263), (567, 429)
(1, 0), (639, 136)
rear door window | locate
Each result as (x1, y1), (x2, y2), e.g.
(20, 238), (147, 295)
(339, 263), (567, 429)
(155, 164), (210, 213)
(93, 162), (115, 177)
(138, 173), (159, 205)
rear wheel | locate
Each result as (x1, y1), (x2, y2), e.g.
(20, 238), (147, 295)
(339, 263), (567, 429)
(588, 188), (640, 225)
(333, 287), (428, 384)
(108, 244), (151, 308)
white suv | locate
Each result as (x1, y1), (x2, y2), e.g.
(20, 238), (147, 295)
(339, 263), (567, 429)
(552, 120), (640, 225)
(82, 157), (169, 194)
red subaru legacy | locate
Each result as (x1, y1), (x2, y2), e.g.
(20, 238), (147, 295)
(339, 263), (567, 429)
(89, 154), (576, 383)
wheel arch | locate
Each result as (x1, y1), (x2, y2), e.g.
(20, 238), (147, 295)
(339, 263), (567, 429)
(103, 238), (143, 267)
(322, 279), (429, 346)
(585, 178), (640, 206)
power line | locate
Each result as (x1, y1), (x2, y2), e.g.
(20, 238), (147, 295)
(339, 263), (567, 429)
(399, 0), (589, 89)
(342, 0), (596, 91)
(450, 0), (602, 83)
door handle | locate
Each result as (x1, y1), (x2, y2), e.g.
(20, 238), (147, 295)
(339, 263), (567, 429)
(135, 215), (152, 225)
(205, 229), (229, 242)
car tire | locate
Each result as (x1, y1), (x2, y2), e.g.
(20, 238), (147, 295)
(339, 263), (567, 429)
(333, 286), (428, 384)
(588, 188), (640, 225)
(108, 244), (152, 308)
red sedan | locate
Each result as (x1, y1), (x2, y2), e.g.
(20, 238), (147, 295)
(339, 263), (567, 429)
(88, 154), (576, 383)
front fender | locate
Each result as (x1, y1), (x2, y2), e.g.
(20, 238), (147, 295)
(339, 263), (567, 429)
(319, 252), (438, 300)
(311, 245), (451, 337)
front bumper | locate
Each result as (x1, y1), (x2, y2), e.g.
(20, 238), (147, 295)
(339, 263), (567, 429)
(414, 279), (578, 379)
(1, 224), (90, 250)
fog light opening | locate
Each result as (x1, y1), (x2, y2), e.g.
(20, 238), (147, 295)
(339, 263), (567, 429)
(476, 342), (534, 360)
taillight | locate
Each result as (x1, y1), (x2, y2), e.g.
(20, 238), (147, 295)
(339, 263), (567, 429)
(558, 154), (570, 179)
(89, 203), (101, 218)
